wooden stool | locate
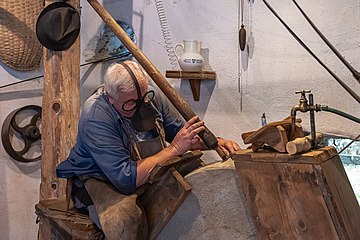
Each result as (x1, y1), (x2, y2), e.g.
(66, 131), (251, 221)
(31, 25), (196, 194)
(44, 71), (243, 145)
(232, 146), (360, 240)
(35, 198), (103, 240)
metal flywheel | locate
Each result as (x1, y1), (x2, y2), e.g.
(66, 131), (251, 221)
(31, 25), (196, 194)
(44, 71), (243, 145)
(1, 105), (42, 162)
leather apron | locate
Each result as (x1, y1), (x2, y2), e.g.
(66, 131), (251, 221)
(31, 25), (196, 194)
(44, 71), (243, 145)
(84, 118), (166, 240)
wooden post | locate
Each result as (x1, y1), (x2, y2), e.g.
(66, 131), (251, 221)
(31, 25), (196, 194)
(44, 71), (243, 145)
(38, 1), (80, 239)
(40, 0), (80, 200)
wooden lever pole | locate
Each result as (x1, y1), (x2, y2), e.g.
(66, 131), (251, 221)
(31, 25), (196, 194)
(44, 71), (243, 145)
(87, 0), (228, 160)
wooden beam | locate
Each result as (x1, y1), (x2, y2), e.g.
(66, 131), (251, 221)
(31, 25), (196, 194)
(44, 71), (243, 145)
(40, 0), (80, 200)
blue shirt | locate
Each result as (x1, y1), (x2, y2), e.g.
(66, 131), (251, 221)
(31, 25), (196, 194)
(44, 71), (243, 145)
(56, 86), (184, 194)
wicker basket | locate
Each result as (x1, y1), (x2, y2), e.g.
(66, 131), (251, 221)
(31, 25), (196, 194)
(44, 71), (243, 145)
(0, 0), (43, 71)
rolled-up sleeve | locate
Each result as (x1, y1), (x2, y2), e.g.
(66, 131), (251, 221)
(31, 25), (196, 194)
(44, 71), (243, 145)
(83, 118), (137, 195)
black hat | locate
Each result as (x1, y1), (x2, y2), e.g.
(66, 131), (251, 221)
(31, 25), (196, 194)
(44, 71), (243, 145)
(36, 2), (80, 51)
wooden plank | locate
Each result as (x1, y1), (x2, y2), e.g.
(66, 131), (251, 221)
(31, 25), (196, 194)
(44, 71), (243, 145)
(232, 146), (338, 164)
(139, 168), (191, 240)
(165, 70), (216, 80)
(149, 150), (203, 183)
(40, 0), (81, 200)
(235, 160), (339, 239)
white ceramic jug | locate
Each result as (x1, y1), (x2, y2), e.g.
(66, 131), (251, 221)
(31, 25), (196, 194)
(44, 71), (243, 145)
(174, 40), (204, 71)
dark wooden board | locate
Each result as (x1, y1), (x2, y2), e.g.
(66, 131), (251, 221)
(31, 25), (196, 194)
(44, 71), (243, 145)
(149, 150), (203, 183)
(140, 168), (191, 240)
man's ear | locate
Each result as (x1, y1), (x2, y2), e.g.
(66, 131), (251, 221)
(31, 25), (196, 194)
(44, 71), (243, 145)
(107, 94), (114, 104)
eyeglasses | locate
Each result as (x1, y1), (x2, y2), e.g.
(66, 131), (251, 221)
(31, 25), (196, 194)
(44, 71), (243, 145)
(121, 90), (155, 112)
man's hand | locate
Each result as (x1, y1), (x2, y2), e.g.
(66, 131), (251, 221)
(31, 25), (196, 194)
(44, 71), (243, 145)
(170, 116), (205, 155)
(137, 116), (204, 187)
(217, 137), (241, 156)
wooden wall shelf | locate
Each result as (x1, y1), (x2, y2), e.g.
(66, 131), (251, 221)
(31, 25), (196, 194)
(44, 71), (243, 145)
(165, 70), (216, 101)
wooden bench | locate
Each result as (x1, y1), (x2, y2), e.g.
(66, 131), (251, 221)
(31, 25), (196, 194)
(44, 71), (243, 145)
(35, 198), (103, 240)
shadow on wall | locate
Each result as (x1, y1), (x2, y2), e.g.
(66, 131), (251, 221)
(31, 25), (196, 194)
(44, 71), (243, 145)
(179, 48), (216, 118)
(0, 60), (43, 81)
(241, 30), (255, 72)
(0, 89), (43, 102)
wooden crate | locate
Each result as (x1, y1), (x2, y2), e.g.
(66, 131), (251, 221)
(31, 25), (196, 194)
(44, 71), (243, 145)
(232, 146), (360, 240)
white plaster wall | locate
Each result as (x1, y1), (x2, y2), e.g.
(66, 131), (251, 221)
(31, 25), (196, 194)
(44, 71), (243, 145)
(0, 0), (359, 239)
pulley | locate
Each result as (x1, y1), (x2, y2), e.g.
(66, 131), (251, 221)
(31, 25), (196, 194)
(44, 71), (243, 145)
(1, 105), (42, 162)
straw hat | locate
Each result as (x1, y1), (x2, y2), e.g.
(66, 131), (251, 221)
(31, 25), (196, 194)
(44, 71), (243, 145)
(0, 0), (43, 71)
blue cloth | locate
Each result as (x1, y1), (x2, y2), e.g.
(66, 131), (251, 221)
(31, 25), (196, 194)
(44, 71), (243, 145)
(56, 86), (184, 195)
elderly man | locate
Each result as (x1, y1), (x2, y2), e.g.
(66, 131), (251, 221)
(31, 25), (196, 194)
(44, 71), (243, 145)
(56, 60), (240, 238)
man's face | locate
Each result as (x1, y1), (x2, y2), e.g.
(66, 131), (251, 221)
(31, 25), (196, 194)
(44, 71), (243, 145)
(110, 80), (148, 118)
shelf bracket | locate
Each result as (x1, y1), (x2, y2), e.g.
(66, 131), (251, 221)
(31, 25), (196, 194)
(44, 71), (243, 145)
(165, 70), (216, 101)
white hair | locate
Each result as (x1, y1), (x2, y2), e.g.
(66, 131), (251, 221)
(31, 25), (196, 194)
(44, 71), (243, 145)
(104, 60), (148, 100)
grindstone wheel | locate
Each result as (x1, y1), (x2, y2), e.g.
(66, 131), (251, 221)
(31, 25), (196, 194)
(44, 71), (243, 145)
(1, 105), (42, 162)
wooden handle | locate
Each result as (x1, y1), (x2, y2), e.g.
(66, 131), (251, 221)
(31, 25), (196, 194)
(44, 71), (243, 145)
(86, 0), (228, 160)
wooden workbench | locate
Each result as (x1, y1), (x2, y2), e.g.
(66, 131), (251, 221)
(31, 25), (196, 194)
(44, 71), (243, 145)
(232, 146), (360, 240)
